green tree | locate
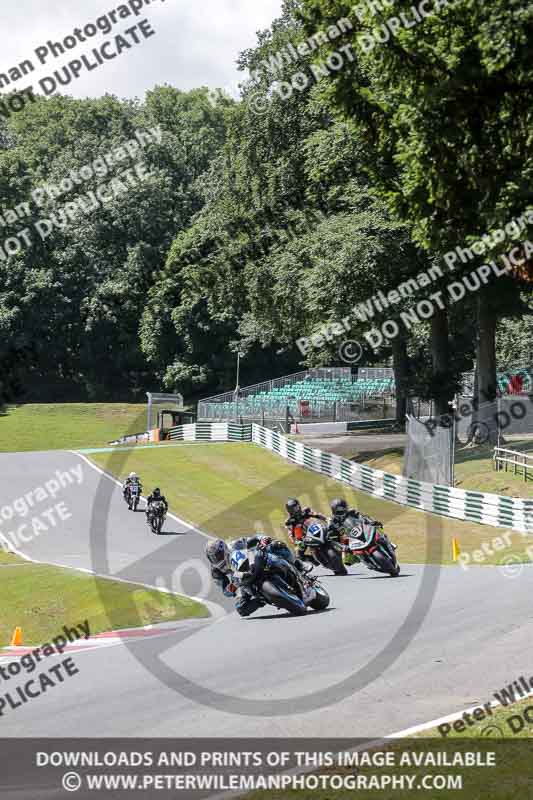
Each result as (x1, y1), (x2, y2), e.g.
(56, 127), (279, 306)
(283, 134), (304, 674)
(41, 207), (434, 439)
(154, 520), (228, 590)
(301, 0), (533, 429)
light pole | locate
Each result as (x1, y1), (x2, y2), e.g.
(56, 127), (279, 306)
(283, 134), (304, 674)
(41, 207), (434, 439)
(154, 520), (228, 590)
(235, 351), (244, 396)
(448, 395), (458, 487)
(234, 352), (245, 425)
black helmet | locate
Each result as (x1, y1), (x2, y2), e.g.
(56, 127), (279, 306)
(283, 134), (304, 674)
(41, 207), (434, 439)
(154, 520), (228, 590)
(286, 498), (301, 515)
(153, 488), (161, 498)
(330, 497), (348, 516)
(205, 539), (229, 570)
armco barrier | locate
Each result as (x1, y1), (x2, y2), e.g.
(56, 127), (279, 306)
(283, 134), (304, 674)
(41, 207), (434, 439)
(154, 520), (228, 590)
(165, 423), (533, 533)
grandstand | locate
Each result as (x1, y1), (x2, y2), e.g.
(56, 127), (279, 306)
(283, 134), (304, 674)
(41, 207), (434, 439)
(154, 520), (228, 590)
(198, 364), (533, 425)
(197, 368), (395, 423)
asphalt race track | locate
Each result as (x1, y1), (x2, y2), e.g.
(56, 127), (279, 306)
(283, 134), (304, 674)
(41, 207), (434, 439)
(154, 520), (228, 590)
(1, 448), (532, 738)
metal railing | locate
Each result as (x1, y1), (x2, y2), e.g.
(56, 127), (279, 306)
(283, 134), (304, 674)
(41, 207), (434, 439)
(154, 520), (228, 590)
(493, 447), (533, 481)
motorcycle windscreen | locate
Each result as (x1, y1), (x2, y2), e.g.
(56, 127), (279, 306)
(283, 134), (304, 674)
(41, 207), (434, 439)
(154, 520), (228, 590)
(230, 548), (251, 574)
(303, 521), (326, 545)
(346, 515), (376, 550)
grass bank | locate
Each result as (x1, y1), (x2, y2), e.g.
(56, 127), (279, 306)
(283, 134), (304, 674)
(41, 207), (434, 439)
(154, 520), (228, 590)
(90, 443), (530, 566)
(0, 551), (207, 646)
(0, 403), (147, 453)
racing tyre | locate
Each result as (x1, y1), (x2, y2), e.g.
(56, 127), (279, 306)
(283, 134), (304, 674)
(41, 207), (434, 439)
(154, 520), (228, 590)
(326, 546), (347, 576)
(372, 549), (400, 577)
(261, 579), (307, 616)
(309, 584), (330, 611)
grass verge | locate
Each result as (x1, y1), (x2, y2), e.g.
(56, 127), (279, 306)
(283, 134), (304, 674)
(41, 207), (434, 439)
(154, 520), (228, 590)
(418, 694), (533, 740)
(91, 443), (531, 566)
(241, 699), (533, 800)
(0, 551), (208, 646)
(345, 439), (533, 499)
(0, 403), (147, 453)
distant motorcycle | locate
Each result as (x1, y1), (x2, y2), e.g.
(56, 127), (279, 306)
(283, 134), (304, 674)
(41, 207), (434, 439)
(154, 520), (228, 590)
(342, 513), (400, 577)
(128, 482), (141, 512)
(299, 519), (347, 576)
(147, 500), (166, 534)
(229, 544), (330, 616)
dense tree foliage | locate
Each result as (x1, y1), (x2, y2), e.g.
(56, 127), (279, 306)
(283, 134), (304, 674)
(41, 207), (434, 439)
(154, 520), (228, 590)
(1, 0), (531, 424)
(301, 0), (533, 423)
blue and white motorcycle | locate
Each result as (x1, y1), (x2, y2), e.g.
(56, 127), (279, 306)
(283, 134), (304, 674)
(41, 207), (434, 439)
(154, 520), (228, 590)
(229, 543), (330, 616)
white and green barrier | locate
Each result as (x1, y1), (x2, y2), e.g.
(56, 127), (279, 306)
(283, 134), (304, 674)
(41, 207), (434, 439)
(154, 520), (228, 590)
(166, 422), (533, 533)
(167, 422), (251, 442)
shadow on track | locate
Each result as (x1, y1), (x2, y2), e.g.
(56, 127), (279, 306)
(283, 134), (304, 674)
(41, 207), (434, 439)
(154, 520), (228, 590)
(245, 608), (336, 621)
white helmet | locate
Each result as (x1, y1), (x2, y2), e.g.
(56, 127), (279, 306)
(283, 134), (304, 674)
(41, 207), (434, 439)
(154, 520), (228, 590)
(129, 472), (137, 479)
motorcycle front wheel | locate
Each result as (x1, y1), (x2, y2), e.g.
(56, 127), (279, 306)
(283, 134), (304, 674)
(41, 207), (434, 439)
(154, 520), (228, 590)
(325, 545), (347, 576)
(261, 579), (307, 616)
(370, 549), (400, 577)
(308, 583), (330, 611)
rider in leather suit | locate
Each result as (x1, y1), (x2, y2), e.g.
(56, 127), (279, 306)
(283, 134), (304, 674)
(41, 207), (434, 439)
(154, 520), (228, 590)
(206, 535), (305, 617)
(284, 498), (327, 564)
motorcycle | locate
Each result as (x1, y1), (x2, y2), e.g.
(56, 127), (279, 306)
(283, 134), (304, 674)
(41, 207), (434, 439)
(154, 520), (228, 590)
(299, 519), (347, 576)
(147, 500), (166, 534)
(229, 544), (330, 616)
(127, 482), (142, 512)
(342, 513), (400, 577)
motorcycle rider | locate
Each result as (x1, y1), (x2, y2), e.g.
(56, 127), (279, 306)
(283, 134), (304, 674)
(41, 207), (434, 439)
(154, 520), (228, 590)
(145, 487), (168, 518)
(205, 535), (307, 617)
(123, 471), (140, 495)
(328, 497), (360, 539)
(329, 497), (394, 555)
(284, 498), (327, 563)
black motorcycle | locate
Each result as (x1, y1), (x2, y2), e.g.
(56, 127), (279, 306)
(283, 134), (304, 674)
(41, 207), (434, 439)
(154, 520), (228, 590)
(229, 544), (330, 616)
(301, 519), (347, 575)
(146, 500), (166, 534)
(342, 513), (400, 577)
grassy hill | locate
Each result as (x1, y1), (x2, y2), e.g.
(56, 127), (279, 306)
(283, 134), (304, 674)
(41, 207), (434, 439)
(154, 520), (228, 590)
(0, 403), (147, 453)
